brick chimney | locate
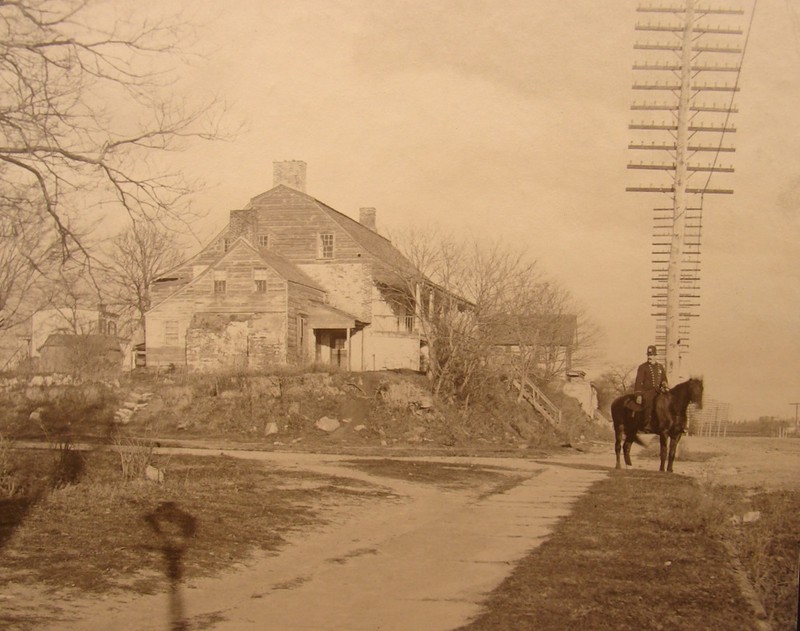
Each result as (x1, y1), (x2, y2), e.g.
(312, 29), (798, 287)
(359, 207), (377, 231)
(273, 160), (307, 192)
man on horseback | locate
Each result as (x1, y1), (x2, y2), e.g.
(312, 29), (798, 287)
(633, 345), (668, 432)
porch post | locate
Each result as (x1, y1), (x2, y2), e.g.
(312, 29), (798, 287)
(414, 282), (421, 332)
(346, 327), (351, 371)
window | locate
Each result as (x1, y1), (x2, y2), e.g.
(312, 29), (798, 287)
(165, 321), (179, 345)
(254, 268), (268, 293)
(258, 234), (269, 248)
(213, 270), (227, 293)
(318, 233), (334, 259)
(223, 238), (231, 252)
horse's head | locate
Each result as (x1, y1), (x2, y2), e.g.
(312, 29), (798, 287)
(688, 377), (704, 409)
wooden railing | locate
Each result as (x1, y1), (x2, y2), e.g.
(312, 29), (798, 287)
(512, 378), (562, 428)
(372, 314), (415, 333)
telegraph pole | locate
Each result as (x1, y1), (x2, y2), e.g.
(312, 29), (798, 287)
(627, 1), (744, 383)
(791, 402), (800, 434)
(665, 0), (695, 381)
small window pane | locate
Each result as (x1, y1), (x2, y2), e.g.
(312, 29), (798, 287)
(319, 233), (334, 259)
(254, 268), (268, 293)
(258, 234), (269, 247)
(213, 271), (227, 294)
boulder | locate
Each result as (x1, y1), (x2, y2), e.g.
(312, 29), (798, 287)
(264, 422), (279, 436)
(315, 416), (340, 432)
(144, 465), (165, 483)
(114, 408), (134, 424)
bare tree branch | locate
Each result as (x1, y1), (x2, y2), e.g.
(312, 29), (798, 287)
(0, 0), (224, 257)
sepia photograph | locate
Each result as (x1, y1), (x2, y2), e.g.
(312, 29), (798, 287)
(0, 1), (797, 629)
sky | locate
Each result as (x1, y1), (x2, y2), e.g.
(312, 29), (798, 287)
(112, 0), (799, 420)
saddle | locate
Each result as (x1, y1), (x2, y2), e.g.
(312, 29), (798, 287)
(624, 398), (643, 412)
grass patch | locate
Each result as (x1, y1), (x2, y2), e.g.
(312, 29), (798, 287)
(0, 449), (391, 595)
(729, 488), (800, 631)
(459, 471), (765, 631)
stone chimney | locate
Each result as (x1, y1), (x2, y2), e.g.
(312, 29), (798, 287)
(273, 160), (307, 192)
(359, 207), (377, 232)
(229, 208), (256, 242)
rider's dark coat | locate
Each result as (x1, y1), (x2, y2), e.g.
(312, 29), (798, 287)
(634, 360), (668, 395)
(634, 360), (668, 419)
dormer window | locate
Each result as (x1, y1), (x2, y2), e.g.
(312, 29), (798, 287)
(223, 238), (231, 252)
(258, 234), (269, 248)
(318, 233), (334, 259)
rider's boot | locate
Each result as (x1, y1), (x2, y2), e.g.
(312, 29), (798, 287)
(642, 406), (652, 433)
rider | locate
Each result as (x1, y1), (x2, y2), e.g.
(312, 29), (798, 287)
(634, 345), (668, 432)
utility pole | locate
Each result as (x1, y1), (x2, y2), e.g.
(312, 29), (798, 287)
(791, 402), (800, 434)
(627, 1), (744, 383)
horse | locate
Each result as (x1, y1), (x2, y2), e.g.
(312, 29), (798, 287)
(610, 377), (704, 473)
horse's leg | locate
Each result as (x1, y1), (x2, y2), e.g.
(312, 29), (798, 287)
(623, 438), (633, 467)
(667, 433), (682, 473)
(614, 424), (624, 469)
(659, 433), (668, 472)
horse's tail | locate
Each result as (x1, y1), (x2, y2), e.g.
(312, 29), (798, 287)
(610, 396), (627, 427)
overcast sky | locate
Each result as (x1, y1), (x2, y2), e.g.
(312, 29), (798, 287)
(118, 0), (799, 420)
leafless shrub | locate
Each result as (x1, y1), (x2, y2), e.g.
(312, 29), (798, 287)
(50, 437), (85, 489)
(111, 434), (156, 482)
(0, 434), (22, 497)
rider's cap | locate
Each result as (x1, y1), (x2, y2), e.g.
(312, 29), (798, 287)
(646, 345), (657, 356)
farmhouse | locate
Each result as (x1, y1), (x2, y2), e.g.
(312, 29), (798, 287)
(145, 161), (426, 372)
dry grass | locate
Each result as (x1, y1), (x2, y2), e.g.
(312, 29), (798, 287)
(729, 488), (800, 631)
(0, 449), (392, 596)
(458, 471), (766, 631)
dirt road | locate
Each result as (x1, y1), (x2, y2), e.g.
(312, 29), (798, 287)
(16, 436), (798, 630)
(44, 451), (605, 631)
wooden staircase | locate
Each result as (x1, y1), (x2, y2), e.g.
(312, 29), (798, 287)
(512, 378), (562, 429)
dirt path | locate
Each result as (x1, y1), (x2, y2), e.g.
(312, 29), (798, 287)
(41, 452), (605, 631)
(16, 437), (793, 629)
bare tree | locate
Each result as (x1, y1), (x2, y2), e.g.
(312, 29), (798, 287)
(101, 221), (185, 336)
(390, 228), (602, 404)
(0, 0), (221, 259)
(499, 278), (603, 385)
(0, 190), (60, 329)
(593, 364), (637, 411)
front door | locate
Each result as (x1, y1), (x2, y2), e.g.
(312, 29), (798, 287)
(332, 333), (347, 368)
(314, 329), (348, 368)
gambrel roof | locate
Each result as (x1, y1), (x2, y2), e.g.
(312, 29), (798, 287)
(248, 185), (421, 282)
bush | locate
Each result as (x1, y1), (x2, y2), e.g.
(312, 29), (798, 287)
(111, 433), (156, 482)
